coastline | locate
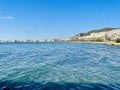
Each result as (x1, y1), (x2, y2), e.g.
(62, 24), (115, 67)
(85, 41), (120, 46)
(0, 41), (120, 46)
(106, 42), (120, 46)
(70, 41), (120, 46)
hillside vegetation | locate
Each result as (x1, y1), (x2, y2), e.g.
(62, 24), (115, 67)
(84, 27), (119, 36)
(70, 27), (120, 41)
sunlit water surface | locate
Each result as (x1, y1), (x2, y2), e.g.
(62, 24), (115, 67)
(0, 42), (120, 90)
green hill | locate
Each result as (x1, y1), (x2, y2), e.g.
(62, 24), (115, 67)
(84, 27), (119, 36)
(71, 27), (120, 41)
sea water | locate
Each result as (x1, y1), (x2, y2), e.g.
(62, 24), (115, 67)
(0, 42), (120, 90)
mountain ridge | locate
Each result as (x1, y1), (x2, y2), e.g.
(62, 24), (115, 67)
(74, 27), (120, 37)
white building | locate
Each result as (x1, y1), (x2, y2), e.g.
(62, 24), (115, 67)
(78, 29), (120, 41)
(106, 29), (120, 40)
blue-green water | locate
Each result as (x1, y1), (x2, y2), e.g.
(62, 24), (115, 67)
(0, 42), (120, 90)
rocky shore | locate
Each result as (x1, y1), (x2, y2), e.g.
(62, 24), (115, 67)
(90, 41), (120, 46)
(78, 41), (120, 46)
(107, 42), (120, 46)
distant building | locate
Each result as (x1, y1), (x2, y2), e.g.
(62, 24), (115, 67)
(78, 29), (120, 41)
(106, 29), (120, 40)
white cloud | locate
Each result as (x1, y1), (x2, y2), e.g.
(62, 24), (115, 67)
(0, 16), (15, 20)
(27, 26), (45, 31)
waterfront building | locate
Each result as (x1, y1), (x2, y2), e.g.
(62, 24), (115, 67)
(78, 29), (120, 41)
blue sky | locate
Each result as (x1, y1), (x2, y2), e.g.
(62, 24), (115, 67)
(0, 0), (120, 40)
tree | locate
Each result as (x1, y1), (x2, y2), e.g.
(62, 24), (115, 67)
(116, 38), (120, 43)
(95, 38), (103, 42)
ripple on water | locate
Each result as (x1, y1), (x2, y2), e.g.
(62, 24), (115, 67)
(0, 42), (120, 89)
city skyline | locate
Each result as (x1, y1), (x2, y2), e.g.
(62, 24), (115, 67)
(0, 0), (120, 40)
